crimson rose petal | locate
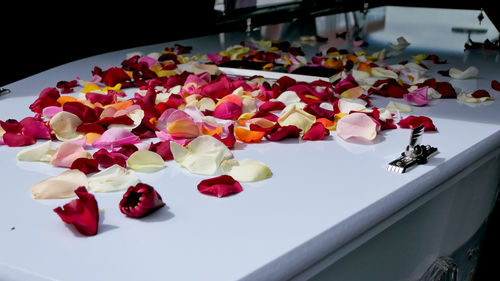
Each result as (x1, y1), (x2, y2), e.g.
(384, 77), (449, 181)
(302, 122), (329, 140)
(53, 186), (99, 236)
(2, 132), (36, 147)
(265, 125), (302, 141)
(119, 183), (165, 218)
(71, 158), (100, 174)
(491, 80), (500, 92)
(397, 115), (437, 131)
(197, 175), (243, 198)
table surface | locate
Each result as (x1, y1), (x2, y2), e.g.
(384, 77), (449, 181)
(1, 6), (499, 281)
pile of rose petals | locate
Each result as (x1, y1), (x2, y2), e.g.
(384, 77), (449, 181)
(1, 38), (496, 236)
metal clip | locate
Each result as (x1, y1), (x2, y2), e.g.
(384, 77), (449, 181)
(0, 88), (11, 97)
(387, 125), (438, 173)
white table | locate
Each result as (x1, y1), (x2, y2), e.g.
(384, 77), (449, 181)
(1, 6), (499, 281)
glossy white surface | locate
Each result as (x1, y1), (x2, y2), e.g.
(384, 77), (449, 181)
(1, 6), (499, 281)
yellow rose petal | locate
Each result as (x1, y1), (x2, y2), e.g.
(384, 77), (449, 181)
(126, 150), (165, 173)
(31, 169), (88, 199)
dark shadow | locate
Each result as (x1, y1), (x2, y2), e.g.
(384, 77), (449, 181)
(134, 206), (175, 223)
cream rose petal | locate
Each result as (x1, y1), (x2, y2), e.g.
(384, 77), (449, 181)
(336, 112), (379, 141)
(108, 109), (145, 131)
(457, 90), (494, 103)
(222, 158), (272, 182)
(273, 90), (301, 106)
(338, 98), (367, 113)
(278, 103), (316, 133)
(16, 140), (53, 162)
(88, 164), (140, 192)
(30, 169), (88, 199)
(126, 150), (166, 172)
(370, 67), (399, 79)
(49, 111), (84, 141)
(449, 66), (479, 79)
(385, 101), (412, 113)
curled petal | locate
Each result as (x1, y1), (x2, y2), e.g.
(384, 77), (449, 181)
(340, 86), (364, 99)
(89, 164), (140, 193)
(166, 112), (200, 139)
(234, 127), (266, 143)
(449, 66), (479, 79)
(16, 140), (53, 162)
(221, 158), (272, 182)
(93, 148), (127, 168)
(338, 98), (367, 113)
(302, 122), (329, 140)
(92, 127), (139, 149)
(278, 103), (316, 133)
(371, 67), (398, 79)
(492, 80), (500, 91)
(70, 158), (100, 174)
(53, 186), (99, 236)
(213, 101), (242, 120)
(126, 150), (165, 172)
(2, 133), (36, 147)
(50, 142), (92, 168)
(119, 183), (165, 218)
(457, 90), (493, 103)
(149, 141), (174, 161)
(385, 101), (412, 113)
(397, 115), (437, 131)
(403, 87), (429, 106)
(336, 112), (379, 141)
(31, 169), (89, 199)
(197, 175), (243, 198)
(50, 111), (84, 141)
(265, 125), (301, 141)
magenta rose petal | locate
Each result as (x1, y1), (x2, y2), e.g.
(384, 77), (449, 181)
(119, 183), (166, 218)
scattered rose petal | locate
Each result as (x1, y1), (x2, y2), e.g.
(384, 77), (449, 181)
(336, 112), (379, 141)
(16, 140), (53, 162)
(197, 175), (243, 198)
(302, 122), (329, 140)
(340, 86), (364, 99)
(403, 87), (430, 106)
(2, 132), (36, 147)
(92, 127), (140, 149)
(457, 90), (493, 103)
(449, 66), (479, 79)
(53, 186), (99, 236)
(265, 125), (301, 141)
(234, 127), (266, 143)
(31, 169), (89, 199)
(277, 103), (316, 133)
(338, 98), (367, 113)
(120, 183), (165, 218)
(93, 148), (128, 168)
(385, 101), (412, 113)
(126, 150), (165, 172)
(492, 80), (500, 91)
(50, 111), (84, 141)
(397, 115), (437, 131)
(221, 158), (272, 182)
(50, 142), (92, 168)
(89, 165), (140, 193)
(70, 158), (100, 174)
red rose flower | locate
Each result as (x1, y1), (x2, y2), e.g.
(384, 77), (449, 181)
(119, 183), (165, 218)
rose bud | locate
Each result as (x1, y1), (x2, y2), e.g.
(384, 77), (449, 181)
(119, 183), (165, 218)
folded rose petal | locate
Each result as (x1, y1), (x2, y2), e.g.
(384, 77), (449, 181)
(31, 169), (89, 199)
(126, 150), (165, 172)
(302, 122), (329, 140)
(221, 158), (272, 182)
(338, 98), (367, 113)
(93, 148), (127, 168)
(119, 183), (165, 218)
(49, 111), (84, 141)
(340, 86), (364, 99)
(371, 67), (398, 79)
(50, 142), (92, 168)
(70, 158), (100, 174)
(457, 90), (493, 103)
(397, 115), (437, 131)
(108, 109), (145, 131)
(170, 135), (233, 175)
(92, 127), (139, 149)
(2, 132), (36, 147)
(403, 87), (430, 106)
(149, 141), (174, 161)
(20, 118), (51, 139)
(197, 175), (243, 198)
(16, 140), (53, 162)
(265, 125), (302, 141)
(166, 111), (200, 139)
(277, 103), (316, 133)
(385, 101), (412, 113)
(53, 186), (99, 236)
(213, 101), (242, 120)
(449, 66), (479, 79)
(336, 112), (379, 141)
(234, 127), (266, 143)
(88, 164), (140, 193)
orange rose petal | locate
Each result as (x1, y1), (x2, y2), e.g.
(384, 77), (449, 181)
(316, 118), (337, 130)
(357, 62), (372, 72)
(106, 100), (134, 111)
(234, 127), (266, 143)
(57, 96), (80, 106)
(201, 125), (223, 136)
(85, 133), (102, 144)
(218, 94), (243, 107)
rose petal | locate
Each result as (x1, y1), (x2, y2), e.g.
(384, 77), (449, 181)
(92, 127), (140, 149)
(49, 111), (84, 141)
(492, 80), (500, 91)
(234, 127), (266, 143)
(449, 66), (479, 79)
(16, 140), (53, 162)
(53, 186), (99, 236)
(277, 103), (316, 132)
(149, 141), (174, 161)
(88, 164), (140, 193)
(50, 142), (92, 168)
(385, 101), (412, 113)
(457, 90), (493, 103)
(338, 98), (367, 113)
(213, 101), (242, 120)
(20, 118), (51, 139)
(2, 132), (36, 147)
(70, 158), (100, 174)
(31, 169), (89, 199)
(403, 87), (430, 106)
(197, 175), (243, 198)
(302, 122), (329, 140)
(126, 150), (165, 172)
(397, 115), (437, 131)
(265, 125), (302, 141)
(119, 183), (165, 218)
(93, 148), (127, 168)
(336, 112), (379, 141)
(221, 158), (272, 182)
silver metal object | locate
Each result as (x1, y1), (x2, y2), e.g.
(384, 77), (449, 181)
(387, 125), (438, 173)
(0, 88), (11, 97)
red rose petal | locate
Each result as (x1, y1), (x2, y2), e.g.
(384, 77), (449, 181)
(70, 158), (100, 174)
(265, 125), (302, 141)
(85, 91), (117, 106)
(491, 80), (500, 91)
(53, 186), (99, 236)
(119, 183), (165, 218)
(93, 148), (127, 168)
(397, 115), (437, 131)
(0, 119), (23, 133)
(259, 101), (286, 112)
(302, 122), (329, 140)
(212, 102), (242, 120)
(29, 87), (61, 113)
(101, 67), (131, 87)
(149, 141), (173, 161)
(471, 89), (490, 98)
(197, 175), (243, 198)
(20, 117), (51, 139)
